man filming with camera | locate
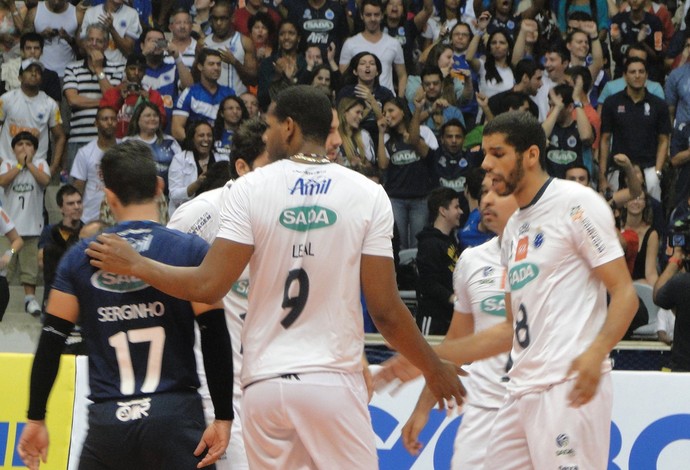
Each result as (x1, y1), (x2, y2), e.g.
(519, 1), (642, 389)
(100, 53), (166, 139)
(653, 219), (690, 372)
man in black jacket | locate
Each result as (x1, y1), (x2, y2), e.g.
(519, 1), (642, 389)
(415, 187), (462, 335)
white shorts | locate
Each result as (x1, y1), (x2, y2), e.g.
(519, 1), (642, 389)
(452, 404), (499, 470)
(483, 374), (613, 469)
(202, 394), (248, 470)
(242, 371), (378, 470)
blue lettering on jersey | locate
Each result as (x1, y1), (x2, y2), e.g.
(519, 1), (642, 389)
(289, 177), (332, 195)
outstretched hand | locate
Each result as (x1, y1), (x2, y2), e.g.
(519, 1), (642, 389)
(194, 419), (231, 468)
(86, 233), (140, 275)
(17, 420), (49, 470)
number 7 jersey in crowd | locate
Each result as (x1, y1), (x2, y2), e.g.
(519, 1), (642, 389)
(499, 178), (623, 394)
(217, 159), (394, 387)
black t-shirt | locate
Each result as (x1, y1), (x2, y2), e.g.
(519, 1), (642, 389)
(546, 121), (585, 179)
(285, 0), (350, 59)
(655, 272), (690, 371)
(383, 131), (432, 198)
(429, 146), (481, 192)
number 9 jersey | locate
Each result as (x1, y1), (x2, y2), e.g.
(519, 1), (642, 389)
(500, 179), (624, 394)
(217, 160), (394, 387)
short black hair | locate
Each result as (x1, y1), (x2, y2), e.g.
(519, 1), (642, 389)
(552, 84), (574, 107)
(360, 0), (383, 13)
(544, 42), (569, 63)
(100, 141), (158, 206)
(196, 161), (231, 195)
(12, 131), (38, 150)
(139, 26), (166, 45)
(564, 163), (591, 182)
(428, 187), (459, 220)
(230, 118), (267, 179)
(20, 32), (43, 50)
(483, 111), (547, 169)
(466, 167), (486, 201)
(624, 56), (647, 73)
(567, 11), (594, 23)
(56, 184), (81, 207)
(272, 85), (332, 144)
(420, 65), (443, 82)
(514, 58), (543, 82)
(440, 118), (465, 136)
(565, 65), (593, 92)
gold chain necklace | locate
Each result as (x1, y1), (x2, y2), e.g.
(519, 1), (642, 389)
(290, 153), (330, 164)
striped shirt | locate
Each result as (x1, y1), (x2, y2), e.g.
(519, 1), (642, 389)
(63, 59), (123, 144)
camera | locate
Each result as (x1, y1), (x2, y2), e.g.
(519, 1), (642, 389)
(127, 83), (141, 92)
(669, 214), (690, 250)
(155, 38), (168, 50)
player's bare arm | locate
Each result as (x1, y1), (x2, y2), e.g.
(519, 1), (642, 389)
(18, 290), (79, 469)
(86, 235), (253, 304)
(567, 257), (637, 407)
(361, 254), (465, 408)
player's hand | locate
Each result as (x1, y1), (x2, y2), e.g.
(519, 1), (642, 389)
(17, 420), (49, 470)
(424, 359), (466, 410)
(401, 384), (437, 455)
(86, 233), (140, 275)
(194, 419), (231, 468)
(566, 347), (606, 407)
(373, 353), (422, 391)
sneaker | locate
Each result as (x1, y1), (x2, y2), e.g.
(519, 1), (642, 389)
(25, 299), (41, 317)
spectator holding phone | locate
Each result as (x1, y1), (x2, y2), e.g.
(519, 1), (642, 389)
(100, 53), (166, 138)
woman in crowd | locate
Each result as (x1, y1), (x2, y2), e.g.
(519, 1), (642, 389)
(125, 102), (181, 195)
(621, 192), (660, 286)
(477, 28), (515, 99)
(337, 51), (394, 146)
(377, 96), (438, 249)
(213, 96), (249, 161)
(337, 97), (375, 169)
(303, 63), (338, 103)
(257, 21), (306, 110)
(248, 11), (276, 61)
(168, 120), (218, 215)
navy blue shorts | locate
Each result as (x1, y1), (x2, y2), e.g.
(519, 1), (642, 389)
(79, 391), (213, 470)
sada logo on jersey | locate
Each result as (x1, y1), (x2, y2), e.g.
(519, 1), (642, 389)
(91, 271), (148, 293)
(279, 205), (337, 232)
(508, 263), (539, 290)
(480, 294), (505, 316)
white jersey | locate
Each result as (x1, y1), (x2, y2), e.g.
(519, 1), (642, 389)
(217, 159), (394, 385)
(80, 4), (142, 65)
(0, 89), (61, 162)
(453, 237), (509, 408)
(500, 178), (623, 394)
(70, 139), (112, 223)
(0, 158), (50, 236)
(33, 2), (78, 77)
(167, 185), (247, 405)
(205, 32), (247, 95)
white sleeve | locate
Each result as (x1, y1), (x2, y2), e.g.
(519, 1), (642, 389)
(656, 308), (670, 332)
(420, 126), (439, 150)
(453, 253), (472, 313)
(168, 151), (192, 204)
(70, 145), (89, 180)
(217, 177), (253, 245)
(361, 129), (376, 163)
(339, 38), (354, 67)
(361, 184), (394, 257)
(567, 188), (624, 268)
(393, 40), (405, 65)
(48, 98), (61, 127)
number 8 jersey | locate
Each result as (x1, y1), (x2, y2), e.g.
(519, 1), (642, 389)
(217, 160), (394, 387)
(500, 179), (623, 394)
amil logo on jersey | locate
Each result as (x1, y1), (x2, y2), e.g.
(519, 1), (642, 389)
(508, 263), (539, 290)
(90, 271), (149, 293)
(289, 177), (332, 195)
(279, 206), (337, 232)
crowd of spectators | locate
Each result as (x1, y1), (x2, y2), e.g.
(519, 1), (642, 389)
(0, 0), (688, 354)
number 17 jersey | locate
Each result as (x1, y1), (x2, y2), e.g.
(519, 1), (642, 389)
(217, 160), (394, 386)
(500, 179), (623, 394)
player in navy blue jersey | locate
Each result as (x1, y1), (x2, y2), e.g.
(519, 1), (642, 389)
(17, 140), (233, 470)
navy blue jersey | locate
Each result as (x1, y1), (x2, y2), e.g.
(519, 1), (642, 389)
(52, 220), (209, 402)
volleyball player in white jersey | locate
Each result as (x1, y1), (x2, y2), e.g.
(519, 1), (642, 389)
(401, 179), (518, 469)
(377, 111), (638, 469)
(167, 119), (269, 470)
(87, 85), (464, 469)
